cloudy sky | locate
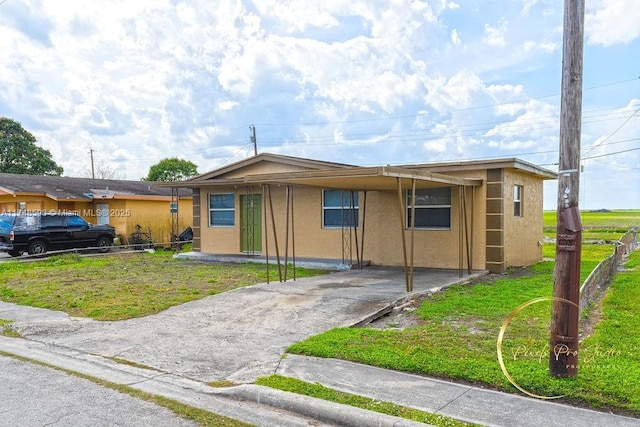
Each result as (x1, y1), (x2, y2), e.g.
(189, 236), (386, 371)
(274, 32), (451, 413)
(1, 0), (638, 209)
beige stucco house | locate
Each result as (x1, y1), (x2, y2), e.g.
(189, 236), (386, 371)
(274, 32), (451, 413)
(168, 153), (555, 287)
(0, 173), (192, 244)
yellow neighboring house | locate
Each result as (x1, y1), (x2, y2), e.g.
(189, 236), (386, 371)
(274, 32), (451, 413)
(0, 173), (192, 245)
(164, 153), (556, 279)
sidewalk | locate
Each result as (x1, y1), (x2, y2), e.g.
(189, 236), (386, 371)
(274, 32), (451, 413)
(1, 335), (638, 427)
(275, 354), (640, 427)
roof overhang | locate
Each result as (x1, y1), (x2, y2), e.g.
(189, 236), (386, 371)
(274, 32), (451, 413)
(164, 166), (482, 191)
(414, 158), (557, 180)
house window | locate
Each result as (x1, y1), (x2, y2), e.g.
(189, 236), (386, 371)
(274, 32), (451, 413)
(407, 187), (451, 229)
(17, 202), (27, 211)
(323, 190), (359, 228)
(209, 193), (235, 226)
(514, 185), (523, 217)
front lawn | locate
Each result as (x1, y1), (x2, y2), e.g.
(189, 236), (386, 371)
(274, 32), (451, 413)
(286, 245), (640, 416)
(0, 251), (327, 320)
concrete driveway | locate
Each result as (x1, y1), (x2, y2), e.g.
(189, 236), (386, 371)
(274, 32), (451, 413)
(3, 267), (484, 383)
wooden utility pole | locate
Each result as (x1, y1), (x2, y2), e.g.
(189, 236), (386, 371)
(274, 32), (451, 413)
(550, 0), (584, 378)
(250, 125), (257, 156)
(89, 148), (95, 179)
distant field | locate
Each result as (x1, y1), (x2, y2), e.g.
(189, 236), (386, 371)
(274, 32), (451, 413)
(543, 209), (640, 229)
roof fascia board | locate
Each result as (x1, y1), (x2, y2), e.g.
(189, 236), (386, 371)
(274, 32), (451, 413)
(187, 153), (355, 182)
(243, 166), (482, 187)
(382, 166), (483, 186)
(411, 158), (557, 179)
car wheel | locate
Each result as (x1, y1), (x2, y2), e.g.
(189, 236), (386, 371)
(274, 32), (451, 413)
(95, 236), (112, 252)
(27, 240), (47, 255)
(8, 250), (23, 257)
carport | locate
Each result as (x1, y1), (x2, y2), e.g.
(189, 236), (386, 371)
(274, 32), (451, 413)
(242, 165), (483, 292)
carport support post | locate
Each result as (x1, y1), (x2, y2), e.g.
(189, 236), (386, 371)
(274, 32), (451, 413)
(359, 191), (368, 270)
(284, 185), (290, 281)
(409, 179), (416, 292)
(396, 178), (410, 292)
(463, 186), (471, 274)
(550, 0), (584, 378)
(458, 186), (463, 278)
(262, 184), (269, 284)
(266, 185), (283, 282)
(290, 185), (296, 280)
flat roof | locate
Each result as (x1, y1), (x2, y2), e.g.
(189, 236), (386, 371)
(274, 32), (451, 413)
(243, 166), (483, 191)
(159, 154), (557, 190)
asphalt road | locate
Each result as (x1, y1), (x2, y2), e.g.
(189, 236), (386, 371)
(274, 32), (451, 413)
(0, 355), (196, 427)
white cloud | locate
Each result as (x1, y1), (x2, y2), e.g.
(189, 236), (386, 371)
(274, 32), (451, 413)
(483, 19), (508, 47)
(0, 0), (637, 208)
(451, 29), (461, 45)
(586, 0), (640, 46)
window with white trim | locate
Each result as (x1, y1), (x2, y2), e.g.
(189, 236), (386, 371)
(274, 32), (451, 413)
(406, 187), (451, 229)
(209, 193), (235, 226)
(514, 185), (523, 217)
(322, 190), (359, 228)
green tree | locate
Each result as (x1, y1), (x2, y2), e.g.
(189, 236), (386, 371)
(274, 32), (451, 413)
(0, 117), (64, 175)
(143, 157), (198, 181)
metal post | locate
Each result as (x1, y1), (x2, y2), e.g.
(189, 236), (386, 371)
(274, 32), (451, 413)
(458, 186), (463, 278)
(409, 179), (416, 292)
(267, 185), (283, 282)
(359, 191), (368, 270)
(550, 0), (584, 378)
(463, 186), (471, 274)
(290, 185), (296, 281)
(284, 185), (290, 281)
(396, 178), (410, 292)
(262, 185), (269, 284)
(350, 191), (361, 270)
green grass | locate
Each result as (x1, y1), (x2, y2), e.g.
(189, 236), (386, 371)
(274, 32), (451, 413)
(256, 375), (478, 427)
(0, 319), (21, 337)
(544, 209), (640, 228)
(0, 252), (327, 320)
(287, 245), (640, 416)
(543, 209), (639, 241)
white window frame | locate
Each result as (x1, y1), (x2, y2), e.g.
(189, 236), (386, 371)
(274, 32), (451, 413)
(209, 193), (235, 227)
(322, 190), (359, 229)
(406, 187), (452, 230)
(514, 185), (523, 217)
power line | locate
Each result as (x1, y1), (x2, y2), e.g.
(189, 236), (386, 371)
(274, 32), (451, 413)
(582, 146), (640, 160)
(582, 108), (640, 156)
(253, 77), (639, 128)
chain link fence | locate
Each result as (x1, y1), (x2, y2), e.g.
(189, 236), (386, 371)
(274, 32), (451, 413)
(579, 227), (639, 311)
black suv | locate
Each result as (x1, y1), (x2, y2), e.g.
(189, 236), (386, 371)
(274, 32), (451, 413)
(0, 212), (116, 257)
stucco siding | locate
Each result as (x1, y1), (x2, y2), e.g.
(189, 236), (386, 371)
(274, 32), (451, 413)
(198, 182), (488, 270)
(503, 170), (545, 267)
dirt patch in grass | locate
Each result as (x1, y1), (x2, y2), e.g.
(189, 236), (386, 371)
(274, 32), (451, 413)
(366, 300), (426, 330)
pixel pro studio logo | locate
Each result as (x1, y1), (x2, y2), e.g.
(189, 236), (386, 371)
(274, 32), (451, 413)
(496, 296), (578, 400)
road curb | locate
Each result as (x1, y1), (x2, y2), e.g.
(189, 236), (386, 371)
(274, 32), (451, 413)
(220, 384), (431, 427)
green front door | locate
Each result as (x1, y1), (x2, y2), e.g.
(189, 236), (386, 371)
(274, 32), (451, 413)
(240, 194), (262, 253)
